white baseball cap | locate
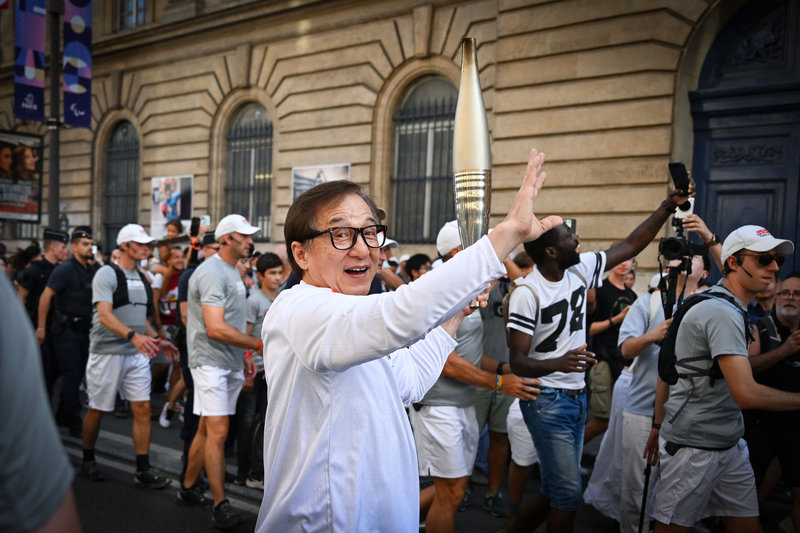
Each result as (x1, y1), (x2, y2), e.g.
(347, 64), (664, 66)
(382, 238), (399, 249)
(215, 214), (261, 240)
(649, 273), (665, 290)
(116, 224), (156, 246)
(436, 220), (462, 257)
(721, 225), (794, 263)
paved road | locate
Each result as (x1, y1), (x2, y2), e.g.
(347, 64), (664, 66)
(60, 393), (793, 532)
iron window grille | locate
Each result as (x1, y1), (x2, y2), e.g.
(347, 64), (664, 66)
(104, 121), (140, 249)
(225, 103), (272, 242)
(391, 77), (457, 244)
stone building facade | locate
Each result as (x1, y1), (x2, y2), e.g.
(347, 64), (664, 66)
(0, 0), (797, 273)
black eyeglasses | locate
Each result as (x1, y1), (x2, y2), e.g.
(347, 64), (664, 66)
(739, 251), (786, 268)
(305, 224), (388, 250)
(777, 290), (800, 300)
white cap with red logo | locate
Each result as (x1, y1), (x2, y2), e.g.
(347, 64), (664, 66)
(721, 225), (794, 263)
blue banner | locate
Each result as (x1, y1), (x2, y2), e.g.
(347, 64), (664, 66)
(13, 0), (47, 122)
(63, 0), (92, 128)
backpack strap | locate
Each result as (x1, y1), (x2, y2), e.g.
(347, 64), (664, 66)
(109, 263), (128, 310)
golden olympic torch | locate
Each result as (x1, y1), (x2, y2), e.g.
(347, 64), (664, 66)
(453, 37), (491, 251)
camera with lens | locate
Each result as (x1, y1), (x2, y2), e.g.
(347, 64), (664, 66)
(659, 232), (707, 261)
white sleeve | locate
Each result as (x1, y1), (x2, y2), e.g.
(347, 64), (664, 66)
(390, 327), (457, 405)
(507, 284), (538, 337)
(151, 272), (164, 290)
(277, 236), (506, 372)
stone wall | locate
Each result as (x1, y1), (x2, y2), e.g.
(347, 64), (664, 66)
(0, 0), (728, 267)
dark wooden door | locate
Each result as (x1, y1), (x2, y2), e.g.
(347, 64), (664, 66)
(691, 0), (800, 273)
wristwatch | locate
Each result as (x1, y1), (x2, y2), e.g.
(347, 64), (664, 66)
(705, 233), (720, 246)
(126, 330), (136, 341)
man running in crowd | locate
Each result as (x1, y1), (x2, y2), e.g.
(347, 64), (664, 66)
(80, 223), (179, 487)
(646, 225), (800, 532)
(181, 215), (261, 529)
(506, 183), (692, 533)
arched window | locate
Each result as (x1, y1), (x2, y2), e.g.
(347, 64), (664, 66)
(104, 121), (140, 248)
(391, 76), (457, 244)
(225, 102), (272, 242)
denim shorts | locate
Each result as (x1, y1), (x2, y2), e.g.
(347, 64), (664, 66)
(520, 387), (587, 511)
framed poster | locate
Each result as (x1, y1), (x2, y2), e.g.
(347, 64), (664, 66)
(291, 163), (351, 202)
(150, 175), (193, 239)
(0, 130), (44, 222)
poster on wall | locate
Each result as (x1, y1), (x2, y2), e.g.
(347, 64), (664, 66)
(291, 163), (351, 203)
(150, 175), (193, 239)
(0, 130), (43, 222)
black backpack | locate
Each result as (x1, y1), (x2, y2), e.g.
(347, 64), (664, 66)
(108, 263), (155, 317)
(658, 289), (752, 386)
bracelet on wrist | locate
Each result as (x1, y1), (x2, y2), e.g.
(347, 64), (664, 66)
(660, 200), (677, 214)
(496, 362), (504, 375)
(493, 374), (504, 392)
(609, 318), (614, 328)
(652, 422), (661, 430)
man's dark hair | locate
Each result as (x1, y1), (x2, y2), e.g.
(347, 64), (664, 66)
(256, 252), (283, 275)
(513, 251), (534, 269)
(404, 253), (431, 278)
(523, 225), (563, 265)
(284, 180), (380, 279)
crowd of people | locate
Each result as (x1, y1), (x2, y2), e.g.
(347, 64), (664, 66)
(4, 148), (800, 533)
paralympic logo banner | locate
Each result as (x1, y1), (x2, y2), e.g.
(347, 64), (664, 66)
(63, 0), (92, 128)
(14, 0), (47, 122)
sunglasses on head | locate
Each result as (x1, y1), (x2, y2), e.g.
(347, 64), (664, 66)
(739, 251), (785, 268)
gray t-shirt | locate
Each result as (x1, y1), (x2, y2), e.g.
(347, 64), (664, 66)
(246, 289), (274, 372)
(661, 285), (749, 449)
(0, 274), (74, 532)
(187, 255), (247, 370)
(421, 310), (483, 407)
(480, 278), (510, 362)
(90, 264), (150, 355)
(618, 292), (664, 416)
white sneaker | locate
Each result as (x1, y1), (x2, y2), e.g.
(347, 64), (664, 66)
(159, 403), (171, 428)
(245, 477), (263, 490)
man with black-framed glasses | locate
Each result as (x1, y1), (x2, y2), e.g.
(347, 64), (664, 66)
(647, 225), (800, 533)
(744, 271), (800, 533)
(255, 149), (560, 533)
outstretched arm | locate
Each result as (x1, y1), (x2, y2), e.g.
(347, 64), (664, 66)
(603, 184), (693, 270)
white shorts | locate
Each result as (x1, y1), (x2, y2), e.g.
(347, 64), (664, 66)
(652, 436), (758, 527)
(507, 399), (538, 467)
(86, 353), (151, 412)
(191, 365), (245, 417)
(409, 404), (478, 479)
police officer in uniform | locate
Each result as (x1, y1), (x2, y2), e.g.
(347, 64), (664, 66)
(18, 228), (70, 396)
(37, 226), (97, 436)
